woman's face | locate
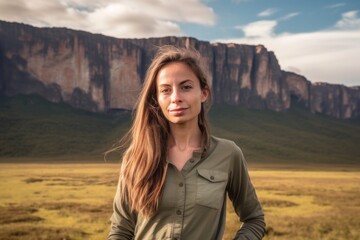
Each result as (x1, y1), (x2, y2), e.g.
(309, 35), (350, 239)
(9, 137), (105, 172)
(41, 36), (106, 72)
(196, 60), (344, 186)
(156, 62), (208, 126)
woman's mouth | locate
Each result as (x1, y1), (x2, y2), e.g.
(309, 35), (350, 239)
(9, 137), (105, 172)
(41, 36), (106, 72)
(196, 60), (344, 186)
(169, 108), (188, 115)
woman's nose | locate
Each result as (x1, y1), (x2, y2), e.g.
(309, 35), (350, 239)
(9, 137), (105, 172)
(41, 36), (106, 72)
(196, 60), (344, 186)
(171, 89), (182, 103)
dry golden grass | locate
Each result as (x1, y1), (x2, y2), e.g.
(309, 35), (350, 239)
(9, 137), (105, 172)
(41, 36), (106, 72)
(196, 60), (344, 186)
(0, 163), (359, 240)
(224, 168), (360, 240)
(0, 163), (118, 240)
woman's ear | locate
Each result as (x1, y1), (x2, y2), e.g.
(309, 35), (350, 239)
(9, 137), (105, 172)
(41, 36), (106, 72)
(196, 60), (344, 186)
(201, 87), (209, 103)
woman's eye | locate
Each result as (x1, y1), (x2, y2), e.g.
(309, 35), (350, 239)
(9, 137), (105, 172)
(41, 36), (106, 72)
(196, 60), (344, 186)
(182, 85), (193, 90)
(160, 88), (170, 94)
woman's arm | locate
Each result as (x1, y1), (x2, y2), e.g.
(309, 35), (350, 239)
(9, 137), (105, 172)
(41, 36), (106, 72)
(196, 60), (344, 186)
(227, 142), (266, 240)
(108, 181), (137, 240)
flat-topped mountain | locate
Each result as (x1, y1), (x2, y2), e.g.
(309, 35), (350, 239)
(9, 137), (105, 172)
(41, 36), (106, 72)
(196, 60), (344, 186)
(0, 20), (359, 118)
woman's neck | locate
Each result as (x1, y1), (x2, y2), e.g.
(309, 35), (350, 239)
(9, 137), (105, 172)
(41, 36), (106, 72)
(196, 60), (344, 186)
(169, 122), (202, 151)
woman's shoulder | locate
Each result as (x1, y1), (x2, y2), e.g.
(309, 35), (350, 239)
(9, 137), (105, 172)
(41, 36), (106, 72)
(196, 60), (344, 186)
(210, 136), (247, 168)
(210, 135), (242, 152)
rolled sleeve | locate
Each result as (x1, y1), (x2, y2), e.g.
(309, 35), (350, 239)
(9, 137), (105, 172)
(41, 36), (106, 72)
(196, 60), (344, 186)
(227, 142), (265, 240)
(108, 181), (137, 240)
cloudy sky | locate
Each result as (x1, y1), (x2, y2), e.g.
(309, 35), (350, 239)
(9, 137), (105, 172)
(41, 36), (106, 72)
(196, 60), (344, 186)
(1, 0), (359, 86)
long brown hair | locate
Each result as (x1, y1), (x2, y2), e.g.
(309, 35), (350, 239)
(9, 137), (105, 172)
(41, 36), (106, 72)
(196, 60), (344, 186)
(117, 45), (212, 218)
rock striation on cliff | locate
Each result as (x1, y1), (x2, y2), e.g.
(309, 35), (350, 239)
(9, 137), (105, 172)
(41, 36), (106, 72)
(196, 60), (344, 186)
(0, 21), (359, 118)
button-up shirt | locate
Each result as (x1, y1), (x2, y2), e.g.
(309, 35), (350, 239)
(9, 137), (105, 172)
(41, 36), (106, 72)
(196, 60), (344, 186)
(108, 136), (265, 239)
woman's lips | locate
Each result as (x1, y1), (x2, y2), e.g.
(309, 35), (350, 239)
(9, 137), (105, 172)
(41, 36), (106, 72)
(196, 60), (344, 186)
(169, 107), (188, 115)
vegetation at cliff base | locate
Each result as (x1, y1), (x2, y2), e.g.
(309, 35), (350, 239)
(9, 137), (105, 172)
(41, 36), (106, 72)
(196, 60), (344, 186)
(0, 94), (359, 165)
(0, 95), (130, 162)
(209, 104), (360, 165)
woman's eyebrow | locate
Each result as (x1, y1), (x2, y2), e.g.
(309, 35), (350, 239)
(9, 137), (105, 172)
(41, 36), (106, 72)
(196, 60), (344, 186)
(158, 83), (170, 87)
(179, 79), (193, 85)
(158, 80), (193, 87)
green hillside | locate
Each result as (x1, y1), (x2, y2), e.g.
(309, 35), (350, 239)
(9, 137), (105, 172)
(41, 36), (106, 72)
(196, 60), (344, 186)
(209, 105), (360, 165)
(1, 95), (359, 165)
(0, 95), (130, 162)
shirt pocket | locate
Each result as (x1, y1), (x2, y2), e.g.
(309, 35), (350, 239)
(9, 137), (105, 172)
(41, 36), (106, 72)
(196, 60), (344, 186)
(196, 169), (228, 209)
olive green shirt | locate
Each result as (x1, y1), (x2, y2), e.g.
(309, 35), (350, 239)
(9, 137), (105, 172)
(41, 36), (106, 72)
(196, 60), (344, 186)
(108, 136), (265, 240)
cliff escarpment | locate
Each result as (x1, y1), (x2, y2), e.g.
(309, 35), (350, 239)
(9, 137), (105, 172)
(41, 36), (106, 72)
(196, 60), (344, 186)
(0, 21), (359, 118)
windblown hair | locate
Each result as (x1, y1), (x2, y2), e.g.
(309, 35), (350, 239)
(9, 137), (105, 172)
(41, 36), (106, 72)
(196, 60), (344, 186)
(118, 45), (212, 218)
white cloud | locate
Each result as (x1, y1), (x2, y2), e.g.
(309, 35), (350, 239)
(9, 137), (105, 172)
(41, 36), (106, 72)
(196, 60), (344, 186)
(215, 11), (360, 86)
(325, 3), (346, 9)
(236, 20), (277, 38)
(258, 8), (277, 17)
(335, 10), (360, 30)
(279, 12), (300, 21)
(231, 0), (252, 3)
(0, 0), (216, 38)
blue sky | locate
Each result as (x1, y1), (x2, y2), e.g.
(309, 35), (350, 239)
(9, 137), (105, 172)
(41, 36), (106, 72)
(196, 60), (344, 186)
(183, 0), (359, 39)
(0, 0), (359, 86)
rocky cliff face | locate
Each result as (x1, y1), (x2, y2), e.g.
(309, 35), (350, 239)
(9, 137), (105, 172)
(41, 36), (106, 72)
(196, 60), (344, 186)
(0, 21), (359, 118)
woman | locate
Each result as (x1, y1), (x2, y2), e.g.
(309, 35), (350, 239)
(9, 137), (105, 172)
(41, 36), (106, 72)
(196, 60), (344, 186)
(108, 46), (265, 239)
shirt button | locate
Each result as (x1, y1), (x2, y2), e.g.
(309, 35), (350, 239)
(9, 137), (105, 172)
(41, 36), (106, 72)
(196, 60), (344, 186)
(210, 176), (214, 180)
(176, 210), (182, 215)
(179, 182), (184, 187)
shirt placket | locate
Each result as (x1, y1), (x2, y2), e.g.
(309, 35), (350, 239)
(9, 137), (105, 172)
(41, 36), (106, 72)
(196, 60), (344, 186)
(173, 152), (203, 240)
(172, 169), (185, 240)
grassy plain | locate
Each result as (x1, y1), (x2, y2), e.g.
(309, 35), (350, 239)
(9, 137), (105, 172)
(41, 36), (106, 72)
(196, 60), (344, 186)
(1, 163), (359, 240)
